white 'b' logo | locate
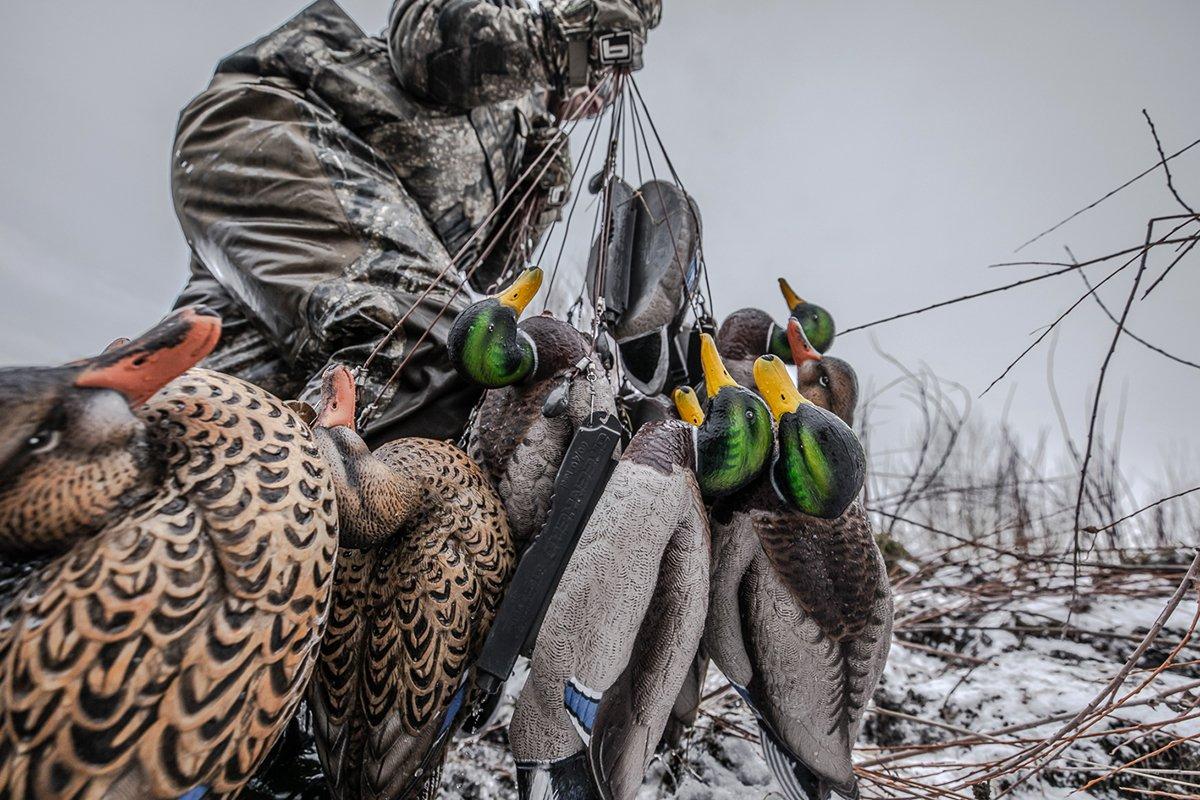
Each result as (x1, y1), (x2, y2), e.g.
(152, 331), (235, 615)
(598, 32), (633, 65)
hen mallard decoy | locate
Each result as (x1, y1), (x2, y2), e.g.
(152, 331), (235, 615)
(0, 307), (339, 799)
(509, 334), (771, 800)
(715, 278), (836, 386)
(448, 267), (618, 552)
(307, 365), (515, 800)
(698, 323), (890, 800)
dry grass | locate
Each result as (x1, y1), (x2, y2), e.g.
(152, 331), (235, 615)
(658, 360), (1200, 800)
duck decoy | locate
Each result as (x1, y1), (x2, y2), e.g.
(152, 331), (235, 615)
(714, 279), (837, 388)
(662, 314), (825, 746)
(777, 278), (836, 355)
(509, 334), (772, 800)
(0, 307), (339, 799)
(713, 303), (824, 391)
(306, 365), (515, 800)
(448, 267), (619, 552)
(699, 323), (890, 800)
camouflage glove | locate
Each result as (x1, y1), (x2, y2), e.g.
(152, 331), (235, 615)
(542, 0), (658, 87)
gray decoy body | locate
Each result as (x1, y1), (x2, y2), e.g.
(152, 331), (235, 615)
(703, 347), (891, 800)
(706, 487), (890, 799)
(509, 419), (710, 800)
(663, 307), (829, 746)
(510, 336), (774, 800)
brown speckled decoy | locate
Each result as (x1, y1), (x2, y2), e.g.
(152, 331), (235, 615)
(307, 365), (515, 800)
(0, 307), (339, 799)
(448, 267), (619, 553)
(698, 320), (890, 800)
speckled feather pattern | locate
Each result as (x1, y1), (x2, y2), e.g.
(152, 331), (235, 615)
(466, 315), (614, 552)
(753, 501), (881, 641)
(308, 438), (513, 800)
(706, 484), (892, 795)
(0, 369), (339, 799)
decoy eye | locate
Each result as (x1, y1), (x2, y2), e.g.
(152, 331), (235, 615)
(487, 323), (496, 333)
(819, 375), (831, 388)
(26, 429), (61, 455)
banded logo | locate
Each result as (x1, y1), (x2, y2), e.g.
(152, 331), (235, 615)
(598, 32), (635, 65)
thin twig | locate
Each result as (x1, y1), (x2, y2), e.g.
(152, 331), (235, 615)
(1013, 133), (1200, 252)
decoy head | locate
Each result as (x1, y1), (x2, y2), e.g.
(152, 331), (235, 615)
(753, 353), (865, 519)
(769, 277), (836, 355)
(672, 334), (772, 497)
(786, 317), (859, 427)
(0, 306), (221, 558)
(448, 267), (543, 388)
(312, 365), (418, 548)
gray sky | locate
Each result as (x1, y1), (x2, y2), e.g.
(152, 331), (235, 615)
(1, 1), (1197, 493)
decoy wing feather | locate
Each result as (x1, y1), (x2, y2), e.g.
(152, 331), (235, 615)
(469, 382), (570, 549)
(309, 547), (372, 791)
(313, 439), (513, 798)
(703, 512), (761, 688)
(740, 543), (891, 799)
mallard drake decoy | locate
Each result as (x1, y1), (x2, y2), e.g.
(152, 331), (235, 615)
(509, 335), (771, 800)
(307, 365), (515, 799)
(776, 278), (836, 354)
(699, 332), (890, 800)
(714, 304), (824, 390)
(0, 307), (339, 799)
(449, 267), (619, 552)
(663, 315), (824, 746)
(715, 279), (836, 387)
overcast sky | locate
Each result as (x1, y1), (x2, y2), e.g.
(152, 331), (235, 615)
(1, 1), (1197, 495)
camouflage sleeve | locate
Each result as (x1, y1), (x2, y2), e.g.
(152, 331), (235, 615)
(387, 0), (556, 109)
(172, 76), (476, 436)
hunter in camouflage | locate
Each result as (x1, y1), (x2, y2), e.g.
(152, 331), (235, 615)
(171, 0), (661, 442)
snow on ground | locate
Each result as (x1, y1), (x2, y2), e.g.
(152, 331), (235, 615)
(443, 556), (1200, 799)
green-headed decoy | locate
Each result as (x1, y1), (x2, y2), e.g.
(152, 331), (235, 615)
(715, 278), (836, 388)
(509, 334), (772, 800)
(449, 267), (619, 552)
(776, 278), (836, 355)
(0, 307), (339, 799)
(700, 325), (890, 800)
(308, 365), (515, 800)
(664, 314), (824, 746)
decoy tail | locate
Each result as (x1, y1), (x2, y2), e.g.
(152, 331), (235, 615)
(758, 717), (863, 800)
(516, 751), (600, 800)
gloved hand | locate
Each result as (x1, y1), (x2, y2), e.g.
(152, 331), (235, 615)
(543, 0), (661, 84)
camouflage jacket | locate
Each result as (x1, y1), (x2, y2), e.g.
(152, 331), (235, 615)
(172, 0), (568, 439)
